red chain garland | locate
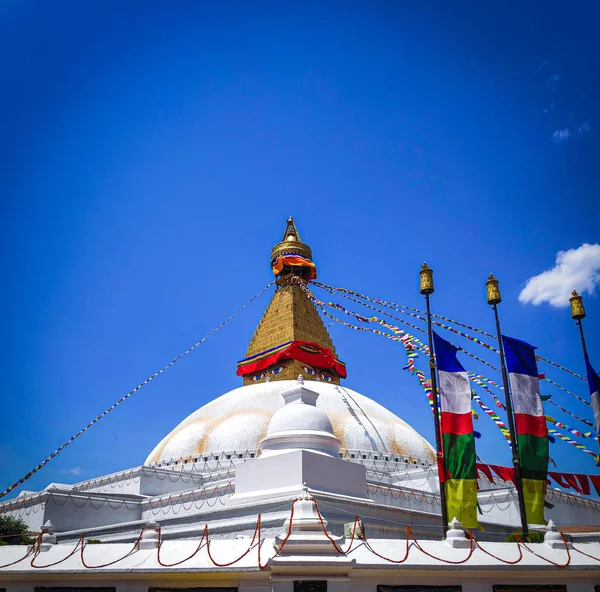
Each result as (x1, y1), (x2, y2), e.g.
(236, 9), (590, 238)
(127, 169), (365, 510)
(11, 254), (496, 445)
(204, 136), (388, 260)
(514, 533), (571, 568)
(157, 524), (208, 567)
(0, 534), (40, 569)
(468, 530), (523, 564)
(0, 495), (596, 571)
(362, 524), (411, 563)
(31, 535), (84, 569)
(80, 529), (145, 569)
(407, 526), (475, 565)
(572, 544), (600, 561)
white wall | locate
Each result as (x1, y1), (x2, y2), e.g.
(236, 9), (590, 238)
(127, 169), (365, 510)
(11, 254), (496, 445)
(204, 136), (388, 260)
(3, 572), (598, 592)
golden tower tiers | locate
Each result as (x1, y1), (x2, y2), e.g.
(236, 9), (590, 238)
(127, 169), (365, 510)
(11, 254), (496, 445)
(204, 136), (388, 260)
(237, 217), (346, 386)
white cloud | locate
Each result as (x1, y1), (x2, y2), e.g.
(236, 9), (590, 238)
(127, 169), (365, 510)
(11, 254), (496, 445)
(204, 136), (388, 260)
(59, 467), (81, 476)
(552, 128), (570, 142)
(519, 244), (600, 308)
(579, 121), (591, 134)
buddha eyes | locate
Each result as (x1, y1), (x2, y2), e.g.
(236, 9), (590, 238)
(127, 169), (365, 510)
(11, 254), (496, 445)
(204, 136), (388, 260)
(301, 366), (333, 381)
(252, 373), (265, 381)
(271, 366), (284, 375)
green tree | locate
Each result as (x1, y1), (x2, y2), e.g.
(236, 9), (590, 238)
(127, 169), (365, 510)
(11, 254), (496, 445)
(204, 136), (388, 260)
(506, 530), (544, 543)
(0, 515), (30, 546)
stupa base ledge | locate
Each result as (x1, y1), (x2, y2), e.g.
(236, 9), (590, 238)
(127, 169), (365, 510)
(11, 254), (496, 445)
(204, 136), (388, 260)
(232, 449), (370, 503)
(269, 556), (357, 570)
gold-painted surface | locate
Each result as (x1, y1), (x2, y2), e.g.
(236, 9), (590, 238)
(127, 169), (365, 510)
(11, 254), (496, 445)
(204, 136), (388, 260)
(419, 262), (434, 295)
(569, 290), (586, 320)
(391, 435), (434, 460)
(243, 283), (341, 385)
(149, 415), (215, 464)
(147, 381), (437, 465)
(270, 216), (313, 264)
(486, 273), (502, 305)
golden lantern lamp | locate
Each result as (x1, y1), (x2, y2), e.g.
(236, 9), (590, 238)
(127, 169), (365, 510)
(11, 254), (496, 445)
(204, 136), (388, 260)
(569, 290), (586, 320)
(419, 262), (434, 295)
(486, 273), (502, 305)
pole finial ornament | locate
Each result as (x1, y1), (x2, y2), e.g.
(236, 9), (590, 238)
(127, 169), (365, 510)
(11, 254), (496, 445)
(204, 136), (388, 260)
(569, 290), (586, 320)
(486, 273), (502, 305)
(419, 262), (434, 295)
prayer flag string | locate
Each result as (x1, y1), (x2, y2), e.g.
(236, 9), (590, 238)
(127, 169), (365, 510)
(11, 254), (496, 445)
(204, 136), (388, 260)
(544, 376), (591, 407)
(469, 374), (595, 442)
(468, 373), (506, 408)
(310, 284), (503, 373)
(0, 281), (275, 500)
(301, 281), (599, 463)
(315, 281), (501, 354)
(547, 399), (595, 429)
(466, 370), (595, 434)
(305, 286), (510, 449)
(471, 394), (512, 447)
(545, 416), (595, 439)
(548, 428), (600, 462)
(313, 281), (587, 382)
(311, 282), (594, 423)
(312, 281), (498, 339)
(301, 285), (438, 414)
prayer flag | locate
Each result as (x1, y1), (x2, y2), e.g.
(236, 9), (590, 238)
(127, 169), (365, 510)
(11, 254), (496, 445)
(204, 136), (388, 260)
(584, 351), (600, 458)
(433, 331), (479, 529)
(502, 335), (548, 525)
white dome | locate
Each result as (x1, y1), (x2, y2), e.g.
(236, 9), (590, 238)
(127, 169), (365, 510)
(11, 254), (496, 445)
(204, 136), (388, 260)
(266, 383), (334, 436)
(145, 380), (435, 464)
(260, 378), (342, 458)
(267, 402), (333, 434)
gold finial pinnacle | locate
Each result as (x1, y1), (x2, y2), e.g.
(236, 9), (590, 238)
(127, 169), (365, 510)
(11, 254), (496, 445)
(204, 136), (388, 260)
(486, 273), (501, 305)
(282, 216), (301, 242)
(569, 290), (585, 320)
(271, 217), (315, 282)
(419, 262), (434, 295)
(572, 290), (579, 297)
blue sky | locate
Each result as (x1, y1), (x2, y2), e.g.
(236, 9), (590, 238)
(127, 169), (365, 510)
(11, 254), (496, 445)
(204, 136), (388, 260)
(1, 1), (599, 498)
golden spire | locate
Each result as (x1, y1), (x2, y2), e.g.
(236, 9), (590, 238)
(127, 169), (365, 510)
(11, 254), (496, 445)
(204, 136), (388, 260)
(270, 216), (315, 282)
(239, 217), (344, 385)
(271, 216), (313, 266)
(282, 216), (301, 242)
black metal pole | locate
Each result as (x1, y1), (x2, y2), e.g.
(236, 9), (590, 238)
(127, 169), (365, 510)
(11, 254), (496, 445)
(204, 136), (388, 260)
(575, 319), (599, 458)
(576, 319), (589, 359)
(569, 292), (598, 457)
(492, 303), (530, 541)
(424, 293), (450, 537)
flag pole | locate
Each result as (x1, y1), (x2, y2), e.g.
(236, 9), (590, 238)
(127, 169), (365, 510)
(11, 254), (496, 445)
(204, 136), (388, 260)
(485, 274), (530, 541)
(570, 290), (589, 357)
(419, 262), (449, 537)
(569, 290), (599, 459)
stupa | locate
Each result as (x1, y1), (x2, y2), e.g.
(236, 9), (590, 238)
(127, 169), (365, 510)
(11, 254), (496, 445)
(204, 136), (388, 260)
(146, 217), (435, 466)
(1, 218), (598, 589)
